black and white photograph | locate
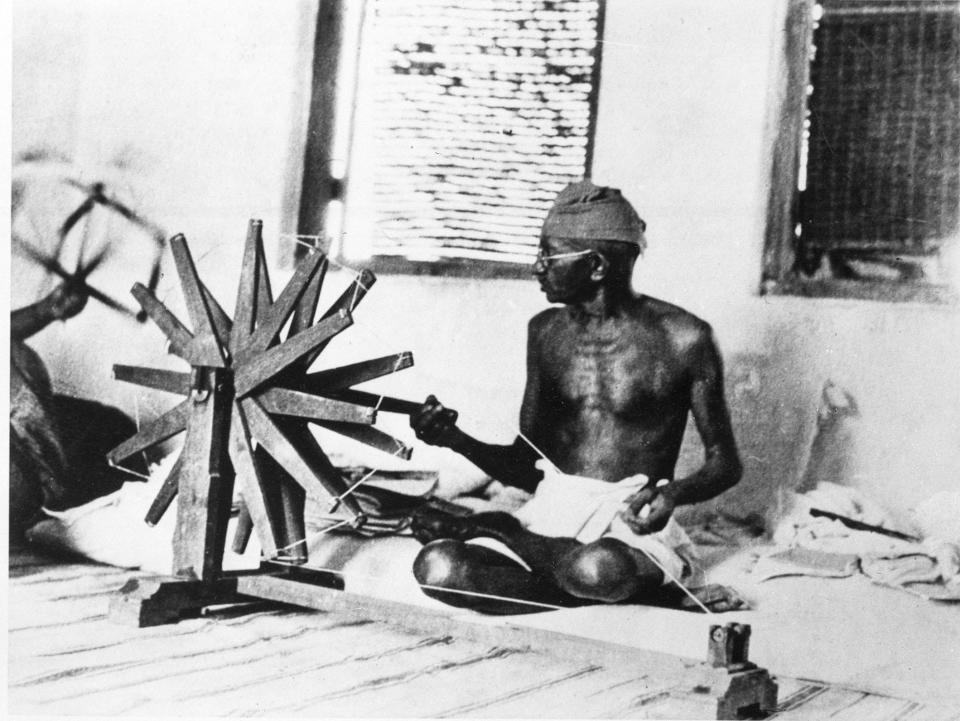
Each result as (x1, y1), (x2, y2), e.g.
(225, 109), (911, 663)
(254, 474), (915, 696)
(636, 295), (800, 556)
(7, 0), (960, 718)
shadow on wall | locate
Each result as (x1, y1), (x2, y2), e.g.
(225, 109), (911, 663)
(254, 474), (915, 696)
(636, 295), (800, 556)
(675, 318), (825, 528)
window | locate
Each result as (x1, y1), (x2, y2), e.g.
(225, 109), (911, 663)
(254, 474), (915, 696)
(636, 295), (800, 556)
(763, 0), (959, 302)
(297, 0), (605, 277)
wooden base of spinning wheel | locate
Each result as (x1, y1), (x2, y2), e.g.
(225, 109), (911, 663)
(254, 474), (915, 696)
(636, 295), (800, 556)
(109, 564), (345, 627)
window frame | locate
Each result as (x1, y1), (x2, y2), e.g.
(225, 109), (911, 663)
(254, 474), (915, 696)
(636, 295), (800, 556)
(296, 0), (606, 279)
(761, 0), (958, 304)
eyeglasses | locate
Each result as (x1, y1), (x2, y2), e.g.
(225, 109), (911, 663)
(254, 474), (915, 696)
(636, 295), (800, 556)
(534, 249), (592, 265)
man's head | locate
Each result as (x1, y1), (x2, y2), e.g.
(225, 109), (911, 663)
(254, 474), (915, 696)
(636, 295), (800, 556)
(533, 180), (646, 303)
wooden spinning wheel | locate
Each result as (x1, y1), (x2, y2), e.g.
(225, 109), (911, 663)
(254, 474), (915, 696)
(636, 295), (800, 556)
(108, 219), (421, 593)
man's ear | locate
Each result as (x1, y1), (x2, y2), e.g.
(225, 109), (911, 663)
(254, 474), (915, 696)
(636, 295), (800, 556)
(589, 252), (609, 282)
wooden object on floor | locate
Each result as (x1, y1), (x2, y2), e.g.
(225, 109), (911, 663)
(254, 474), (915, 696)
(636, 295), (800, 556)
(107, 220), (427, 618)
(699, 623), (779, 720)
(109, 576), (258, 627)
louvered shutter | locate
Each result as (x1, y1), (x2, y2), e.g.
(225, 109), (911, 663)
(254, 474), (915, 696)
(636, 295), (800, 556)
(343, 0), (602, 268)
(799, 0), (960, 259)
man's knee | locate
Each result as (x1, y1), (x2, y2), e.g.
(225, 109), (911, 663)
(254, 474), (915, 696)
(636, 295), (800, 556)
(559, 540), (643, 603)
(413, 539), (469, 588)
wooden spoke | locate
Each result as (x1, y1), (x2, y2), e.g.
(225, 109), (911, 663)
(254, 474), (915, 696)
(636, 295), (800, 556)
(322, 388), (423, 416)
(233, 310), (353, 397)
(169, 235), (226, 367)
(251, 434), (311, 562)
(130, 283), (195, 359)
(323, 268), (376, 319)
(299, 352), (413, 393)
(302, 268), (377, 369)
(229, 404), (281, 558)
(107, 399), (190, 465)
(113, 365), (191, 395)
(238, 249), (326, 359)
(255, 387), (375, 425)
(255, 233), (274, 323)
(200, 282), (233, 353)
(239, 398), (355, 514)
(281, 251), (328, 378)
(289, 253), (326, 338)
(279, 420), (364, 519)
(144, 452), (183, 526)
(317, 421), (413, 460)
(230, 220), (262, 355)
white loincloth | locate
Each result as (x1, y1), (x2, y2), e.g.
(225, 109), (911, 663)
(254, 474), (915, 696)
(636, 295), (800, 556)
(473, 463), (698, 584)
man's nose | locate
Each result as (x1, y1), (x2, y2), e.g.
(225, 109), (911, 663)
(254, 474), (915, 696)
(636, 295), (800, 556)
(532, 256), (546, 276)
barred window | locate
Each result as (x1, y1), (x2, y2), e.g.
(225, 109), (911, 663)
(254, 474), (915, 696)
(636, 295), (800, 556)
(764, 0), (960, 302)
(298, 0), (604, 277)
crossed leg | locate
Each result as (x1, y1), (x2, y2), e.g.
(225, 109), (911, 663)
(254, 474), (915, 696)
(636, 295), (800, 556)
(411, 510), (665, 614)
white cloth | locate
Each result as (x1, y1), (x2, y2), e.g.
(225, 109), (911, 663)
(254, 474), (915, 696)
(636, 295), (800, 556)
(25, 452), (261, 574)
(769, 482), (960, 593)
(509, 462), (697, 583)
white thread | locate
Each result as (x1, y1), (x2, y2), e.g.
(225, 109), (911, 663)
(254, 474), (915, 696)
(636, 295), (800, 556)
(109, 462), (152, 482)
(517, 430), (562, 476)
(266, 558), (566, 611)
(633, 544), (714, 614)
(271, 518), (351, 557)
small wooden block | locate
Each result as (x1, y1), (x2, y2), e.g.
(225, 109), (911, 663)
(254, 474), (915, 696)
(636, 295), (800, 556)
(689, 666), (779, 720)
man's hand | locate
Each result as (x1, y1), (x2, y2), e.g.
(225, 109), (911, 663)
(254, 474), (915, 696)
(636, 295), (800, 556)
(622, 483), (676, 535)
(45, 281), (89, 322)
(410, 395), (461, 448)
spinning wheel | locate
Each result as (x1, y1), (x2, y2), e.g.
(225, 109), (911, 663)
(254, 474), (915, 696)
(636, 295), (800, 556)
(12, 158), (166, 321)
(108, 220), (420, 588)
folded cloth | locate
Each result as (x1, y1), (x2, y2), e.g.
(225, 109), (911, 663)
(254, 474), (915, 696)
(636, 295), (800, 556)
(754, 547), (860, 582)
(509, 462), (698, 583)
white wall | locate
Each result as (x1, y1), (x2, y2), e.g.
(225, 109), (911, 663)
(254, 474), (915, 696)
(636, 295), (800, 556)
(12, 0), (960, 518)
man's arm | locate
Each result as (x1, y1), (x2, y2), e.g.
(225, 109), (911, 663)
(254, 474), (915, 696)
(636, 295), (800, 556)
(410, 318), (546, 492)
(624, 324), (741, 533)
(12, 282), (89, 341)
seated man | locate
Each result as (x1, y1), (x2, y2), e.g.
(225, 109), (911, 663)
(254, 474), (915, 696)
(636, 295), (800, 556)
(410, 180), (742, 614)
(10, 279), (141, 540)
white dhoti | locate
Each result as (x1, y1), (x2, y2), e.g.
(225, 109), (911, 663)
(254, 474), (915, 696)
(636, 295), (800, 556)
(472, 464), (698, 584)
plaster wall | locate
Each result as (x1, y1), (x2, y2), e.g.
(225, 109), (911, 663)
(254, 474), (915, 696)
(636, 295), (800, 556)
(12, 0), (958, 522)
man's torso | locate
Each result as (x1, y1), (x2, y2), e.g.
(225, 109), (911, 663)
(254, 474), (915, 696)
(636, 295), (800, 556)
(529, 296), (706, 483)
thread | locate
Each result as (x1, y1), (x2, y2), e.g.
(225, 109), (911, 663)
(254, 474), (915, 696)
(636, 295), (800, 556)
(266, 557), (566, 611)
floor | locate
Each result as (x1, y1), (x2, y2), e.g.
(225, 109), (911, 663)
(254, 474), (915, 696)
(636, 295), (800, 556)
(9, 544), (960, 719)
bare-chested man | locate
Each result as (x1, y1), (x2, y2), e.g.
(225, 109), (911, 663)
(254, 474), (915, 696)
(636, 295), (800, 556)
(410, 180), (742, 614)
